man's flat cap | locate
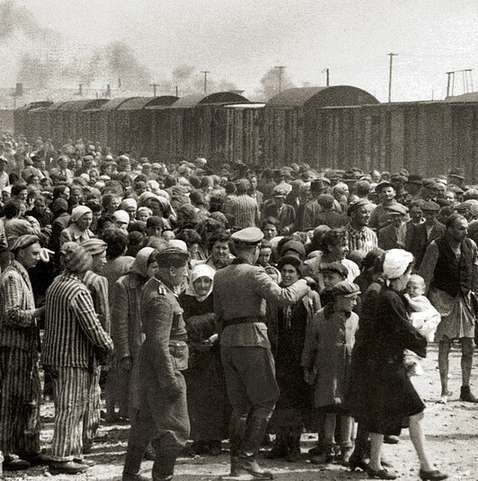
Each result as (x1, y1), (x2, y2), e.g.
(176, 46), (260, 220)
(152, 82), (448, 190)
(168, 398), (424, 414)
(407, 174), (423, 185)
(231, 227), (264, 245)
(386, 203), (408, 216)
(347, 198), (371, 216)
(330, 280), (361, 298)
(421, 200), (440, 212)
(375, 181), (393, 193)
(155, 247), (189, 267)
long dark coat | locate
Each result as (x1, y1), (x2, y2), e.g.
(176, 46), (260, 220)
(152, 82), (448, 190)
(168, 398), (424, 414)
(347, 285), (426, 435)
(179, 293), (229, 442)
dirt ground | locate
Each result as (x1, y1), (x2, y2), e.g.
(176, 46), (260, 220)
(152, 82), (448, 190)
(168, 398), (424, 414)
(3, 343), (478, 481)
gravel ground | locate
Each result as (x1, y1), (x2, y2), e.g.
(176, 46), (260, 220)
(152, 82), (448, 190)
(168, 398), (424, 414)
(2, 343), (478, 481)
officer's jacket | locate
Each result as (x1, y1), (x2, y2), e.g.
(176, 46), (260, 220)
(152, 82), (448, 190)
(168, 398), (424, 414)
(140, 277), (188, 388)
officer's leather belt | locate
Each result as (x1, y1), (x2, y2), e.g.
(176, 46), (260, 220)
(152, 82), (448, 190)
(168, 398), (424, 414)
(222, 316), (265, 328)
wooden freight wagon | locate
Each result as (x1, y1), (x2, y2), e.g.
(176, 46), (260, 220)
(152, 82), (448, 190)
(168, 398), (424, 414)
(263, 86), (379, 168)
(14, 101), (52, 138)
(116, 96), (178, 158)
(164, 91), (249, 164)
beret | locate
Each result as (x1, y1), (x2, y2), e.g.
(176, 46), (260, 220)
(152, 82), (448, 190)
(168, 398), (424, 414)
(231, 227), (264, 245)
(10, 234), (39, 253)
(330, 280), (361, 298)
(81, 238), (107, 256)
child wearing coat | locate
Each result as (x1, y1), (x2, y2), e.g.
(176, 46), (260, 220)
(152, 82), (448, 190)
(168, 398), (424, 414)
(302, 280), (360, 464)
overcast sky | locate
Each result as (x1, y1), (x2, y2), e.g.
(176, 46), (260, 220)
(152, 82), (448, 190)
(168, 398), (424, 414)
(5, 0), (478, 101)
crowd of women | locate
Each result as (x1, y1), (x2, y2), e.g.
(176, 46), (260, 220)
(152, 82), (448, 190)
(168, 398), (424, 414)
(1, 131), (475, 480)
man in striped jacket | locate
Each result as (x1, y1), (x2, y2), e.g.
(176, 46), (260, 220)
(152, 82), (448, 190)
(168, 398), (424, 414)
(0, 235), (44, 471)
(43, 242), (114, 475)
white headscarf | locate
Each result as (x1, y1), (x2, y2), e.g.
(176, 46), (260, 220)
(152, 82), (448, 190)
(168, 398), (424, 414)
(188, 263), (215, 302)
(383, 249), (414, 281)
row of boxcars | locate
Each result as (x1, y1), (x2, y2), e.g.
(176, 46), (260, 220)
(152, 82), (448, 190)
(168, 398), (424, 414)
(13, 86), (478, 180)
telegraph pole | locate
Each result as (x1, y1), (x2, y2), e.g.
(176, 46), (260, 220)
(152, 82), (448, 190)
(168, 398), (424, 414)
(150, 83), (159, 97)
(322, 68), (330, 86)
(201, 71), (210, 94)
(387, 53), (398, 103)
(175, 85), (179, 97)
(275, 65), (286, 93)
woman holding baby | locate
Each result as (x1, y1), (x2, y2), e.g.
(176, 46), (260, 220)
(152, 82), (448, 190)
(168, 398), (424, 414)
(347, 249), (447, 481)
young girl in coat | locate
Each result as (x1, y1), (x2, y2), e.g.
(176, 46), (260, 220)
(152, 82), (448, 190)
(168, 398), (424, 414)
(302, 280), (360, 464)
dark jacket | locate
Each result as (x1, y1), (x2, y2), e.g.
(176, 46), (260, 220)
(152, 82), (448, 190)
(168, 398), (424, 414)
(405, 220), (445, 269)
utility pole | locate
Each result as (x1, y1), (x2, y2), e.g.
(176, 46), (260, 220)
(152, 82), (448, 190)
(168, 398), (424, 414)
(446, 71), (453, 97)
(322, 68), (330, 86)
(175, 85), (179, 97)
(387, 53), (398, 103)
(150, 83), (159, 97)
(274, 65), (286, 93)
(78, 83), (83, 96)
(201, 71), (210, 94)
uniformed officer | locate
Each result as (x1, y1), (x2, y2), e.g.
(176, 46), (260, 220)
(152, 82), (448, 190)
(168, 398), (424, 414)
(123, 247), (190, 481)
(214, 227), (310, 479)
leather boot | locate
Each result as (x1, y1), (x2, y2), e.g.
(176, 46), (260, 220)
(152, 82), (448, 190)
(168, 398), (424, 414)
(460, 385), (478, 403)
(152, 452), (177, 481)
(237, 416), (273, 480)
(229, 414), (247, 476)
(122, 445), (148, 481)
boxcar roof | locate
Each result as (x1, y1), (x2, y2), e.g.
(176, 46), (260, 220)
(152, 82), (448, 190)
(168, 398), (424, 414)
(266, 86), (379, 109)
(100, 97), (138, 111)
(171, 91), (249, 108)
(57, 99), (109, 111)
(117, 96), (179, 110)
(16, 101), (53, 111)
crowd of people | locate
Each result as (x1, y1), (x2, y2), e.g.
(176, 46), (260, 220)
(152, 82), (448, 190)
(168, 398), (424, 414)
(2, 131), (477, 480)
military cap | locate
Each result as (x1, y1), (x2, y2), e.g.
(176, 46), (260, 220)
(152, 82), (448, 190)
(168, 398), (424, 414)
(407, 174), (423, 186)
(386, 203), (408, 216)
(81, 238), (107, 256)
(330, 280), (361, 298)
(231, 227), (264, 245)
(347, 198), (371, 216)
(154, 247), (189, 268)
(10, 234), (40, 253)
(421, 200), (440, 212)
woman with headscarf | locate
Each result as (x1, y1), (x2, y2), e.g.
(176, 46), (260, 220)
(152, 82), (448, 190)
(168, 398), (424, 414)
(111, 247), (158, 417)
(266, 255), (321, 462)
(179, 264), (228, 456)
(60, 205), (94, 246)
(347, 249), (447, 481)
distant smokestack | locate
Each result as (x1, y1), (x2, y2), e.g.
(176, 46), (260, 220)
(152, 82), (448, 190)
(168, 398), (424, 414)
(106, 83), (111, 98)
(15, 82), (23, 97)
(78, 83), (83, 96)
(118, 78), (122, 88)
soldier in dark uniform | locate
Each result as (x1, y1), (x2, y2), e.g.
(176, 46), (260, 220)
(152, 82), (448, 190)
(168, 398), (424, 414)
(122, 247), (190, 481)
(214, 227), (310, 480)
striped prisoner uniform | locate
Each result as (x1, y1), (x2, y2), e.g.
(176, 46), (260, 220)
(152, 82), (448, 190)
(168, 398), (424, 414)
(224, 194), (260, 228)
(82, 270), (110, 450)
(43, 272), (113, 462)
(0, 260), (41, 458)
(345, 223), (378, 255)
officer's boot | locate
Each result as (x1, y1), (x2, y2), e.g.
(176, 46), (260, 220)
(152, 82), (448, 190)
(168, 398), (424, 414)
(122, 445), (149, 481)
(238, 416), (273, 480)
(228, 414), (248, 476)
(152, 450), (177, 481)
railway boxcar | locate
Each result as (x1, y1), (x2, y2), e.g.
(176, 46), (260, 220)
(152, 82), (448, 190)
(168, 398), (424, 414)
(156, 91), (249, 164)
(263, 86), (379, 166)
(14, 101), (52, 139)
